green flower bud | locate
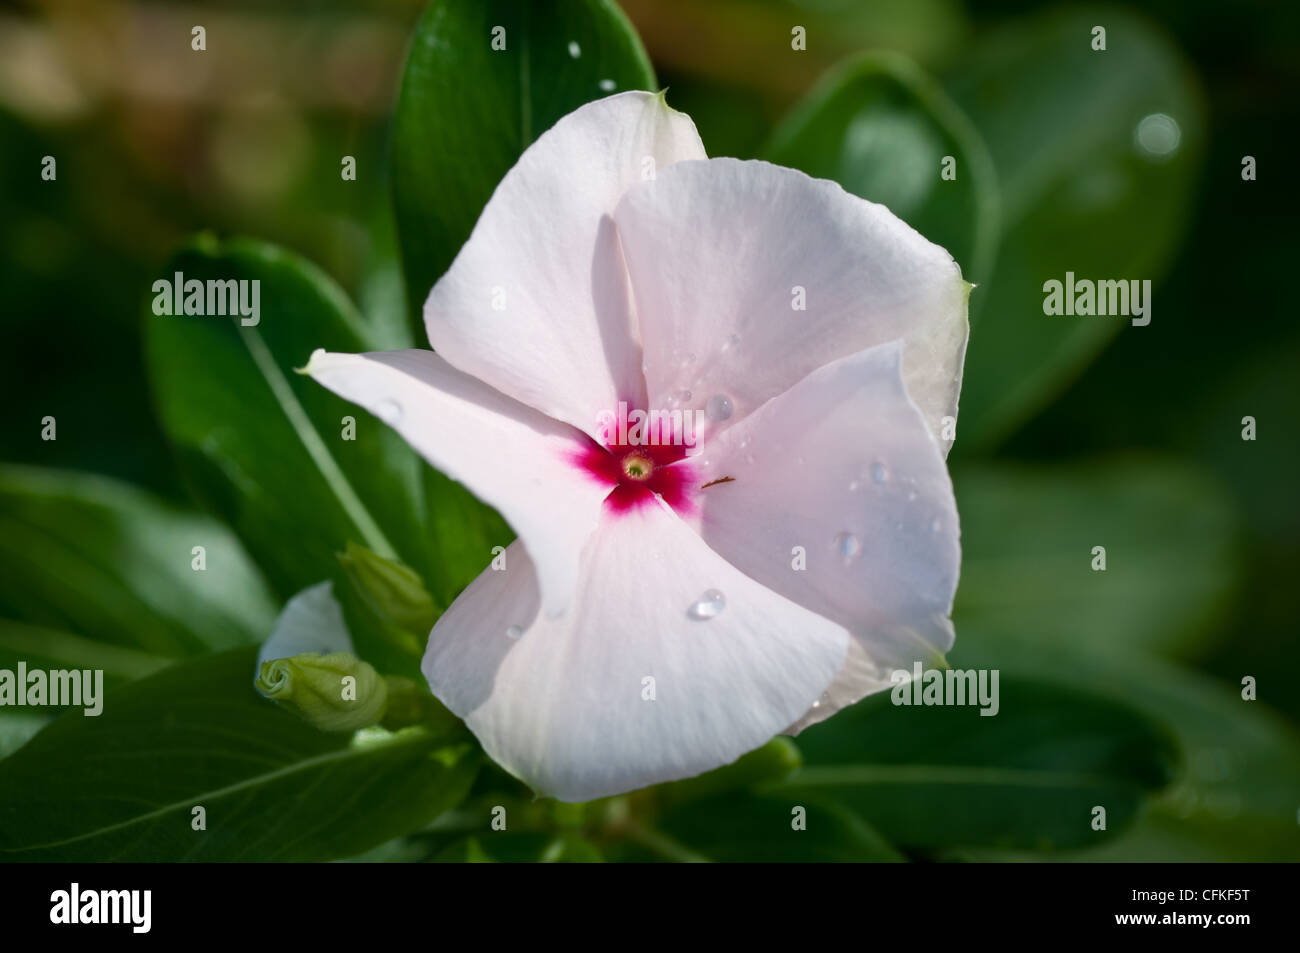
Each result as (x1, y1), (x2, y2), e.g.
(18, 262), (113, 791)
(333, 543), (438, 681)
(256, 651), (388, 733)
(336, 541), (437, 639)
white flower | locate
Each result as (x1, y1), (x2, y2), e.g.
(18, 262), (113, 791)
(304, 91), (968, 801)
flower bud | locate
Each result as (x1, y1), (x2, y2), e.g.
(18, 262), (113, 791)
(256, 651), (388, 733)
(336, 541), (437, 640)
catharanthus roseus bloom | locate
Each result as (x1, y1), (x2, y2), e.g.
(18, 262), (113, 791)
(305, 91), (969, 801)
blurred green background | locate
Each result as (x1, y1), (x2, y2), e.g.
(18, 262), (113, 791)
(0, 0), (1296, 862)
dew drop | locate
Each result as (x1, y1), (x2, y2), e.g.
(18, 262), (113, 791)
(687, 589), (726, 620)
(929, 518), (942, 534)
(743, 452), (755, 465)
(1134, 112), (1181, 159)
(567, 41), (581, 58)
(506, 625), (523, 640)
(598, 78), (616, 92)
(849, 480), (861, 491)
(705, 394), (734, 421)
(870, 462), (888, 484)
(677, 389), (693, 404)
(834, 531), (862, 563)
(906, 490), (918, 502)
(721, 332), (740, 352)
(376, 399), (403, 424)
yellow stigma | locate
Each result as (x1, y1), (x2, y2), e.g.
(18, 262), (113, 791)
(621, 452), (654, 481)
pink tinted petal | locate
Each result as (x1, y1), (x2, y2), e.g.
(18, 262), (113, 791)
(691, 340), (960, 726)
(424, 504), (849, 801)
(304, 349), (611, 617)
(424, 92), (706, 441)
(614, 158), (970, 452)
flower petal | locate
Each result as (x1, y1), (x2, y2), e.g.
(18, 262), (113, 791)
(691, 340), (961, 728)
(304, 348), (611, 617)
(613, 157), (970, 451)
(424, 503), (849, 801)
(257, 581), (352, 669)
(424, 91), (706, 440)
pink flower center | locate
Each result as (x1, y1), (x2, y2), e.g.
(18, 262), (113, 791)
(572, 415), (697, 515)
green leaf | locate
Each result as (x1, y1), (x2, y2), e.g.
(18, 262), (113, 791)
(0, 648), (479, 861)
(0, 712), (48, 761)
(780, 676), (1178, 850)
(943, 7), (1204, 448)
(419, 469), (514, 614)
(951, 634), (1300, 861)
(953, 457), (1240, 659)
(145, 237), (430, 599)
(0, 620), (171, 713)
(645, 794), (904, 862)
(392, 0), (656, 318)
(764, 52), (999, 286)
(0, 465), (276, 657)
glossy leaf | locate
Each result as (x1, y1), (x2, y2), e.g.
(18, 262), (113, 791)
(647, 794), (904, 862)
(951, 632), (1300, 861)
(145, 237), (429, 599)
(0, 648), (479, 861)
(953, 457), (1240, 659)
(782, 677), (1178, 850)
(0, 465), (276, 657)
(944, 7), (1204, 448)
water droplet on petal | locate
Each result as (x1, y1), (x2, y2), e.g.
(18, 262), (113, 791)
(677, 389), (693, 404)
(687, 589), (726, 620)
(929, 518), (942, 534)
(722, 332), (740, 352)
(506, 625), (523, 640)
(871, 462), (888, 484)
(705, 394), (734, 421)
(376, 399), (403, 424)
(834, 531), (862, 563)
(906, 490), (918, 502)
(849, 480), (861, 491)
(743, 452), (754, 465)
